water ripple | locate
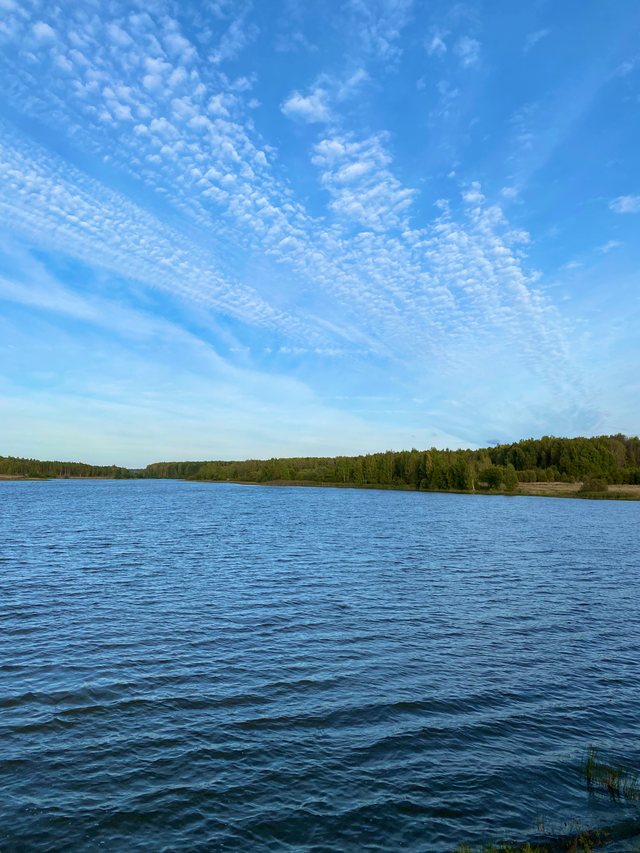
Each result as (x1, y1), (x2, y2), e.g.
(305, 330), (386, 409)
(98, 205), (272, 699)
(1, 480), (639, 852)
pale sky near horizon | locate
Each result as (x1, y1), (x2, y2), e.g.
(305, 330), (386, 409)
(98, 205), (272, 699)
(0, 0), (639, 467)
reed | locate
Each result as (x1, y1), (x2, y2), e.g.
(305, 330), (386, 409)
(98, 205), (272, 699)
(581, 746), (640, 800)
(453, 826), (608, 853)
(452, 749), (640, 853)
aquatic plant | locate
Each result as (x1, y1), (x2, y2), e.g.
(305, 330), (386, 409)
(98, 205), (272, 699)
(452, 750), (640, 853)
(452, 825), (608, 853)
(454, 844), (546, 853)
(581, 746), (640, 800)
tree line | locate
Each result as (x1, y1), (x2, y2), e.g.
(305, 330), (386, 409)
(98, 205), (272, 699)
(138, 434), (640, 490)
(4, 435), (639, 490)
(0, 457), (131, 479)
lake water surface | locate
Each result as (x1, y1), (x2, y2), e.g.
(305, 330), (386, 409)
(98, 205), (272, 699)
(1, 480), (639, 852)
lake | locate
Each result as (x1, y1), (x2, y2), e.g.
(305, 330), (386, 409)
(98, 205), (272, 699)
(1, 479), (639, 852)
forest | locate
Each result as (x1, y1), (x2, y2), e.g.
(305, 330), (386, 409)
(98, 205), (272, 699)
(3, 435), (639, 491)
(137, 434), (640, 490)
(0, 457), (131, 479)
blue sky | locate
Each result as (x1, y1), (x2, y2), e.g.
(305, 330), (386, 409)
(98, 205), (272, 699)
(0, 0), (639, 466)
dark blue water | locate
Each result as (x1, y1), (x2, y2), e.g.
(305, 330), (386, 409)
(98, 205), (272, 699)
(1, 480), (639, 852)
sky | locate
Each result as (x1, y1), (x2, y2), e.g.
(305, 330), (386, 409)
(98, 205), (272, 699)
(0, 0), (639, 466)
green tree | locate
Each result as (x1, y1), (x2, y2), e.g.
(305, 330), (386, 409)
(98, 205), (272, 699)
(336, 457), (350, 482)
(364, 454), (377, 484)
(452, 457), (473, 490)
(479, 466), (503, 489)
(503, 463), (518, 492)
(379, 451), (394, 484)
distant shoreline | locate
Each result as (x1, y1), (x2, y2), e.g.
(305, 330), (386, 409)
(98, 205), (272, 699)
(3, 436), (640, 496)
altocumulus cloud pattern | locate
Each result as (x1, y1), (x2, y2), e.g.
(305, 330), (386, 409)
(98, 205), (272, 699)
(0, 0), (639, 464)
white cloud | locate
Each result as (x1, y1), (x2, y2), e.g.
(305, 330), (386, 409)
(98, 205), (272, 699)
(462, 182), (484, 204)
(426, 32), (446, 56)
(504, 227), (530, 245)
(311, 133), (415, 231)
(229, 75), (253, 92)
(54, 54), (74, 73)
(281, 88), (332, 123)
(598, 240), (622, 253)
(167, 66), (189, 89)
(275, 30), (316, 53)
(209, 14), (258, 64)
(0, 132), (316, 346)
(345, 0), (414, 61)
(108, 24), (133, 47)
(207, 93), (232, 116)
(453, 36), (480, 68)
(500, 186), (519, 200)
(113, 103), (134, 121)
(431, 80), (460, 119)
(32, 21), (56, 40)
(609, 195), (640, 213)
(1, 247), (484, 464)
(0, 3), (594, 436)
(149, 116), (178, 137)
(280, 69), (368, 125)
(143, 74), (163, 92)
(615, 54), (640, 77)
(524, 29), (550, 52)
(163, 32), (197, 63)
(336, 68), (369, 101)
(0, 105), (579, 397)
